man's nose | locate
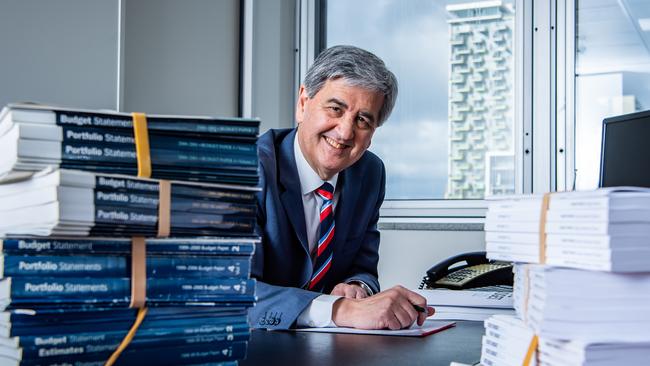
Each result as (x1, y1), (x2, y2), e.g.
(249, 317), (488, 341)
(336, 114), (355, 140)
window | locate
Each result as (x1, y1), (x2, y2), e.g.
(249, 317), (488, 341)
(574, 0), (650, 190)
(324, 0), (517, 199)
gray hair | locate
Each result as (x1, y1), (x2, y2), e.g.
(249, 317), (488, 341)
(303, 45), (398, 126)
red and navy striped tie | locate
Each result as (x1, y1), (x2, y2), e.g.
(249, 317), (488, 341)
(309, 182), (335, 291)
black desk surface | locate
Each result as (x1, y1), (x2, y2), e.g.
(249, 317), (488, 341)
(241, 321), (484, 366)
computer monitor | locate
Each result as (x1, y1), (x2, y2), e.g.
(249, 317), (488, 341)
(599, 109), (650, 188)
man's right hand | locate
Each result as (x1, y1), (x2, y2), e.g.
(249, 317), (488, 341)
(331, 285), (435, 330)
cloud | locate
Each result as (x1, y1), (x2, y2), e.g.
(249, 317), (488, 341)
(370, 118), (449, 197)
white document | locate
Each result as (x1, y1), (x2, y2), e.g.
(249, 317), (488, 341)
(289, 320), (455, 337)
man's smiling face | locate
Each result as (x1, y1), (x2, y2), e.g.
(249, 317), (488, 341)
(295, 78), (384, 180)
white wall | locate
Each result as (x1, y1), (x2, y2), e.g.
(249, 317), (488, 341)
(378, 229), (485, 290)
(122, 0), (240, 116)
(0, 0), (118, 110)
(0, 0), (241, 118)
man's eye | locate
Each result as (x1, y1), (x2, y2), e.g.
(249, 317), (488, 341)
(356, 117), (372, 130)
(328, 106), (341, 113)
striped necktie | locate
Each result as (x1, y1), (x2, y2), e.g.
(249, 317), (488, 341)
(309, 182), (335, 291)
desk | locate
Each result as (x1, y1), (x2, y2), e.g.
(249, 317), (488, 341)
(241, 321), (484, 366)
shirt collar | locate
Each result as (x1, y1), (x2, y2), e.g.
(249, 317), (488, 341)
(294, 131), (338, 195)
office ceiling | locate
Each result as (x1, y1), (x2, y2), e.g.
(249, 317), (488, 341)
(577, 0), (650, 73)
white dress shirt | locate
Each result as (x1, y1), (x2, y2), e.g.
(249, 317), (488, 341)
(293, 133), (342, 328)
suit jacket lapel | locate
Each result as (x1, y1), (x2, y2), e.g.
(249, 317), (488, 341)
(278, 129), (310, 256)
(333, 166), (361, 255)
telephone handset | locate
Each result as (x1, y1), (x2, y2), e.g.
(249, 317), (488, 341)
(419, 251), (513, 290)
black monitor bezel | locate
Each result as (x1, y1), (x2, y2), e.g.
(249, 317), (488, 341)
(599, 109), (650, 187)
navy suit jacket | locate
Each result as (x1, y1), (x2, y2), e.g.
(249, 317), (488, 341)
(249, 128), (385, 329)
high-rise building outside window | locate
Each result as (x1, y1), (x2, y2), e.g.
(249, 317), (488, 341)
(446, 1), (515, 198)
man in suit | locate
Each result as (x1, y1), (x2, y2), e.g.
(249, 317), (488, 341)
(251, 45), (434, 330)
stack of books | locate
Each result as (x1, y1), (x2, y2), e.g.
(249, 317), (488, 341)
(485, 188), (650, 271)
(481, 315), (536, 366)
(477, 188), (650, 365)
(537, 337), (650, 366)
(0, 104), (260, 365)
(544, 189), (650, 272)
(0, 237), (256, 365)
(484, 194), (543, 263)
(0, 169), (257, 237)
(482, 313), (650, 366)
(0, 103), (260, 185)
(514, 265), (650, 341)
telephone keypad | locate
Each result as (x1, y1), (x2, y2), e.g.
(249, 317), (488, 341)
(435, 263), (512, 287)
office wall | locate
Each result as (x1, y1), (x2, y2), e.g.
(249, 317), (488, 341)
(0, 0), (241, 118)
(378, 230), (485, 290)
(252, 0), (297, 132)
(0, 0), (118, 110)
(122, 0), (239, 116)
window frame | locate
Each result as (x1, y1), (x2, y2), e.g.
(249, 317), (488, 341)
(298, 0), (574, 227)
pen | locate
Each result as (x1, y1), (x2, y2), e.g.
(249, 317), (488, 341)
(413, 304), (426, 313)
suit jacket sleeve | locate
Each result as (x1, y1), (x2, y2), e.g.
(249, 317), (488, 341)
(248, 161), (319, 330)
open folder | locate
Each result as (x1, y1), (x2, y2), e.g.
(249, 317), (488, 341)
(288, 320), (456, 337)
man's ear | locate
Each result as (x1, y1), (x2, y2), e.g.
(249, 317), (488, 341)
(295, 85), (309, 124)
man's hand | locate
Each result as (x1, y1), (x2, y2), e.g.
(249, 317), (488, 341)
(331, 285), (435, 330)
(330, 283), (368, 299)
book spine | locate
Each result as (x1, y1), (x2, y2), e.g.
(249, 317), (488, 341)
(61, 142), (258, 167)
(11, 313), (249, 337)
(92, 205), (256, 233)
(94, 205), (158, 226)
(9, 308), (248, 327)
(18, 323), (249, 354)
(169, 213), (255, 233)
(147, 278), (256, 300)
(61, 126), (257, 155)
(95, 175), (159, 193)
(94, 189), (158, 210)
(55, 110), (259, 136)
(117, 341), (248, 365)
(2, 256), (124, 277)
(6, 278), (256, 305)
(171, 184), (256, 203)
(167, 137), (256, 155)
(94, 188), (257, 215)
(150, 120), (259, 136)
(18, 341), (248, 365)
(147, 257), (251, 278)
(2, 256), (250, 278)
(171, 200), (256, 216)
(61, 126), (135, 145)
(1, 238), (255, 256)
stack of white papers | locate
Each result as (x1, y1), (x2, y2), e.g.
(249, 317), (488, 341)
(481, 314), (650, 366)
(486, 188), (650, 272)
(515, 264), (650, 342)
(512, 264), (529, 321)
(537, 338), (650, 366)
(545, 188), (650, 272)
(481, 315), (537, 366)
(485, 194), (545, 263)
(414, 288), (515, 321)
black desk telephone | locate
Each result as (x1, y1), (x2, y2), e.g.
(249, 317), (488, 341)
(419, 251), (513, 290)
